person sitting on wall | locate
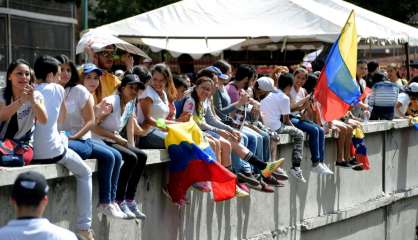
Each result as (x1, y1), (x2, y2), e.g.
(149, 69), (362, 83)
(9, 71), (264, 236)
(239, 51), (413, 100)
(0, 171), (79, 240)
(368, 72), (400, 120)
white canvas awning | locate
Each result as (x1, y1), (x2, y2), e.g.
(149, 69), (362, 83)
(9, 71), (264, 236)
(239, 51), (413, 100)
(92, 0), (418, 58)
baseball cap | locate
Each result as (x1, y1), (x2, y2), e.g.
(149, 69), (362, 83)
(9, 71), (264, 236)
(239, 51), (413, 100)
(83, 63), (103, 76)
(12, 171), (49, 206)
(205, 66), (229, 81)
(121, 73), (145, 89)
(406, 82), (418, 93)
(256, 76), (276, 92)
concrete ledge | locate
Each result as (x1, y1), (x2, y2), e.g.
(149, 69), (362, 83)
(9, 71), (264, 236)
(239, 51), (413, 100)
(301, 185), (418, 231)
(0, 120), (413, 188)
(0, 149), (170, 187)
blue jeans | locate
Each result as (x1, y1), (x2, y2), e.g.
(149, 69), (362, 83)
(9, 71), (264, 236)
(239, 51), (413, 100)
(69, 139), (122, 204)
(241, 126), (258, 156)
(257, 129), (270, 162)
(231, 133), (252, 173)
(137, 128), (167, 149)
(291, 118), (325, 163)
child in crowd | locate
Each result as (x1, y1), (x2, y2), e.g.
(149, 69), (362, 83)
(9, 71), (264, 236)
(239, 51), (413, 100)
(30, 55), (94, 240)
(368, 72), (400, 120)
(0, 59), (47, 166)
(93, 74), (148, 220)
(260, 73), (307, 183)
(136, 63), (177, 149)
(56, 56), (125, 219)
(289, 68), (333, 176)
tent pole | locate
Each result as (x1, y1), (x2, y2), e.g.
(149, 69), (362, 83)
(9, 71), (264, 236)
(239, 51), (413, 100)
(405, 43), (410, 81)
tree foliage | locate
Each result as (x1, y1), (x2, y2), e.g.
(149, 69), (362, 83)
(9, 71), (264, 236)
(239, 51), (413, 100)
(90, 0), (179, 27)
(346, 0), (418, 25)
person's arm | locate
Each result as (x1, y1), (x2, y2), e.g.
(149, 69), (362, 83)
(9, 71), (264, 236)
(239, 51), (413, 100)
(0, 100), (24, 122)
(58, 101), (67, 125)
(140, 97), (175, 128)
(31, 91), (48, 124)
(213, 90), (245, 116)
(204, 102), (235, 132)
(395, 102), (406, 118)
(290, 94), (311, 112)
(69, 95), (95, 140)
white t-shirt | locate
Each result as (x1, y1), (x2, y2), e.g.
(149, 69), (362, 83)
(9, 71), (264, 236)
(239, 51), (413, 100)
(0, 218), (78, 240)
(395, 92), (411, 118)
(136, 85), (169, 134)
(59, 85), (91, 140)
(289, 86), (307, 115)
(0, 88), (44, 141)
(33, 83), (65, 159)
(94, 95), (136, 141)
(260, 90), (291, 131)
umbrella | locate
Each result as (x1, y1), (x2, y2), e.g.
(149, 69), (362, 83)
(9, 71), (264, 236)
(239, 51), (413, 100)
(76, 29), (150, 59)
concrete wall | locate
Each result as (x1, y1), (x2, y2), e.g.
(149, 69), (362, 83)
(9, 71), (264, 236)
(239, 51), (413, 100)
(0, 120), (417, 240)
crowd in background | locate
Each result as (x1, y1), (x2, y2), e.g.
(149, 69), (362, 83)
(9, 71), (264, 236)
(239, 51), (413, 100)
(0, 44), (417, 240)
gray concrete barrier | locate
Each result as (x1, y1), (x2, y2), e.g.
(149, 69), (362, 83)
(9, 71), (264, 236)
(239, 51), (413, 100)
(0, 119), (417, 240)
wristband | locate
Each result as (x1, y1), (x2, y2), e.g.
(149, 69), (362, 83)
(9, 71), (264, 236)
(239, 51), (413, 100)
(156, 118), (167, 129)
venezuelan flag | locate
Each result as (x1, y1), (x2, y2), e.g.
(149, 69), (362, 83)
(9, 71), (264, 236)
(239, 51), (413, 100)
(314, 11), (361, 121)
(165, 120), (236, 203)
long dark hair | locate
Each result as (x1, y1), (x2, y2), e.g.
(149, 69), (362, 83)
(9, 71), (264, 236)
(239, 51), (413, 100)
(55, 54), (80, 88)
(191, 77), (214, 114)
(5, 59), (30, 105)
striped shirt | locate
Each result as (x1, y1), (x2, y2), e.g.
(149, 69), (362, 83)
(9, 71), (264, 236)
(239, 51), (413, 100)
(368, 81), (399, 107)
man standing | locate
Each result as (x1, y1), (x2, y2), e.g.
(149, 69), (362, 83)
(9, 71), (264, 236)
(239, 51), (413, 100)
(0, 171), (78, 239)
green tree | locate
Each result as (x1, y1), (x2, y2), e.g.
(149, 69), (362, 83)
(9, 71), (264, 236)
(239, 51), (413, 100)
(346, 0), (418, 25)
(90, 0), (179, 27)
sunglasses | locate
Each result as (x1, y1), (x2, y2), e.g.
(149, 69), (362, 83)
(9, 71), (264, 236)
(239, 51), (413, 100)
(99, 51), (114, 58)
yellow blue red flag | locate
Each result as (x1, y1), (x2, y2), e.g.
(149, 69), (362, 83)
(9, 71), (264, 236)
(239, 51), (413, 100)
(165, 120), (236, 203)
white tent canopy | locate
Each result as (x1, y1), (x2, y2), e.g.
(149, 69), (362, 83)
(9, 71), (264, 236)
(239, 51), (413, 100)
(93, 0), (418, 58)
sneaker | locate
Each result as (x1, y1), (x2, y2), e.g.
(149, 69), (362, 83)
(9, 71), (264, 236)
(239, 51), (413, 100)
(311, 163), (328, 175)
(261, 158), (285, 177)
(262, 175), (283, 187)
(192, 181), (211, 192)
(126, 200), (146, 220)
(272, 167), (289, 181)
(290, 167), (306, 183)
(235, 184), (250, 197)
(349, 159), (364, 171)
(257, 178), (275, 193)
(97, 204), (126, 219)
(336, 161), (351, 168)
(112, 202), (128, 219)
(118, 201), (136, 219)
(237, 172), (259, 186)
(320, 163), (334, 175)
(78, 229), (94, 240)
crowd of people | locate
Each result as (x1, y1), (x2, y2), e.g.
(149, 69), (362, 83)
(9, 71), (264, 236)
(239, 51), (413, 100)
(0, 44), (417, 239)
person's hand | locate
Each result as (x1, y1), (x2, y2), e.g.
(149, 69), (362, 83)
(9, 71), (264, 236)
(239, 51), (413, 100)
(95, 100), (113, 119)
(114, 133), (128, 146)
(231, 129), (241, 142)
(238, 91), (249, 105)
(21, 84), (35, 103)
(84, 41), (99, 65)
(177, 112), (192, 122)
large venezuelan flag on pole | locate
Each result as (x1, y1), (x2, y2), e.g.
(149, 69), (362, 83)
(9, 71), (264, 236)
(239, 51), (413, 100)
(314, 11), (361, 121)
(165, 120), (236, 203)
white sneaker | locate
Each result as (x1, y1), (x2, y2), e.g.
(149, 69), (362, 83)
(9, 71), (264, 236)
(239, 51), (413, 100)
(97, 204), (126, 219)
(126, 200), (146, 220)
(112, 202), (127, 219)
(312, 163), (328, 175)
(320, 163), (334, 175)
(118, 201), (136, 219)
(290, 167), (306, 183)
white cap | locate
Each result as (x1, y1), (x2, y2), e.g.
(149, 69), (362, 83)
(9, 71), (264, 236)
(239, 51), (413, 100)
(408, 82), (418, 93)
(256, 76), (276, 92)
